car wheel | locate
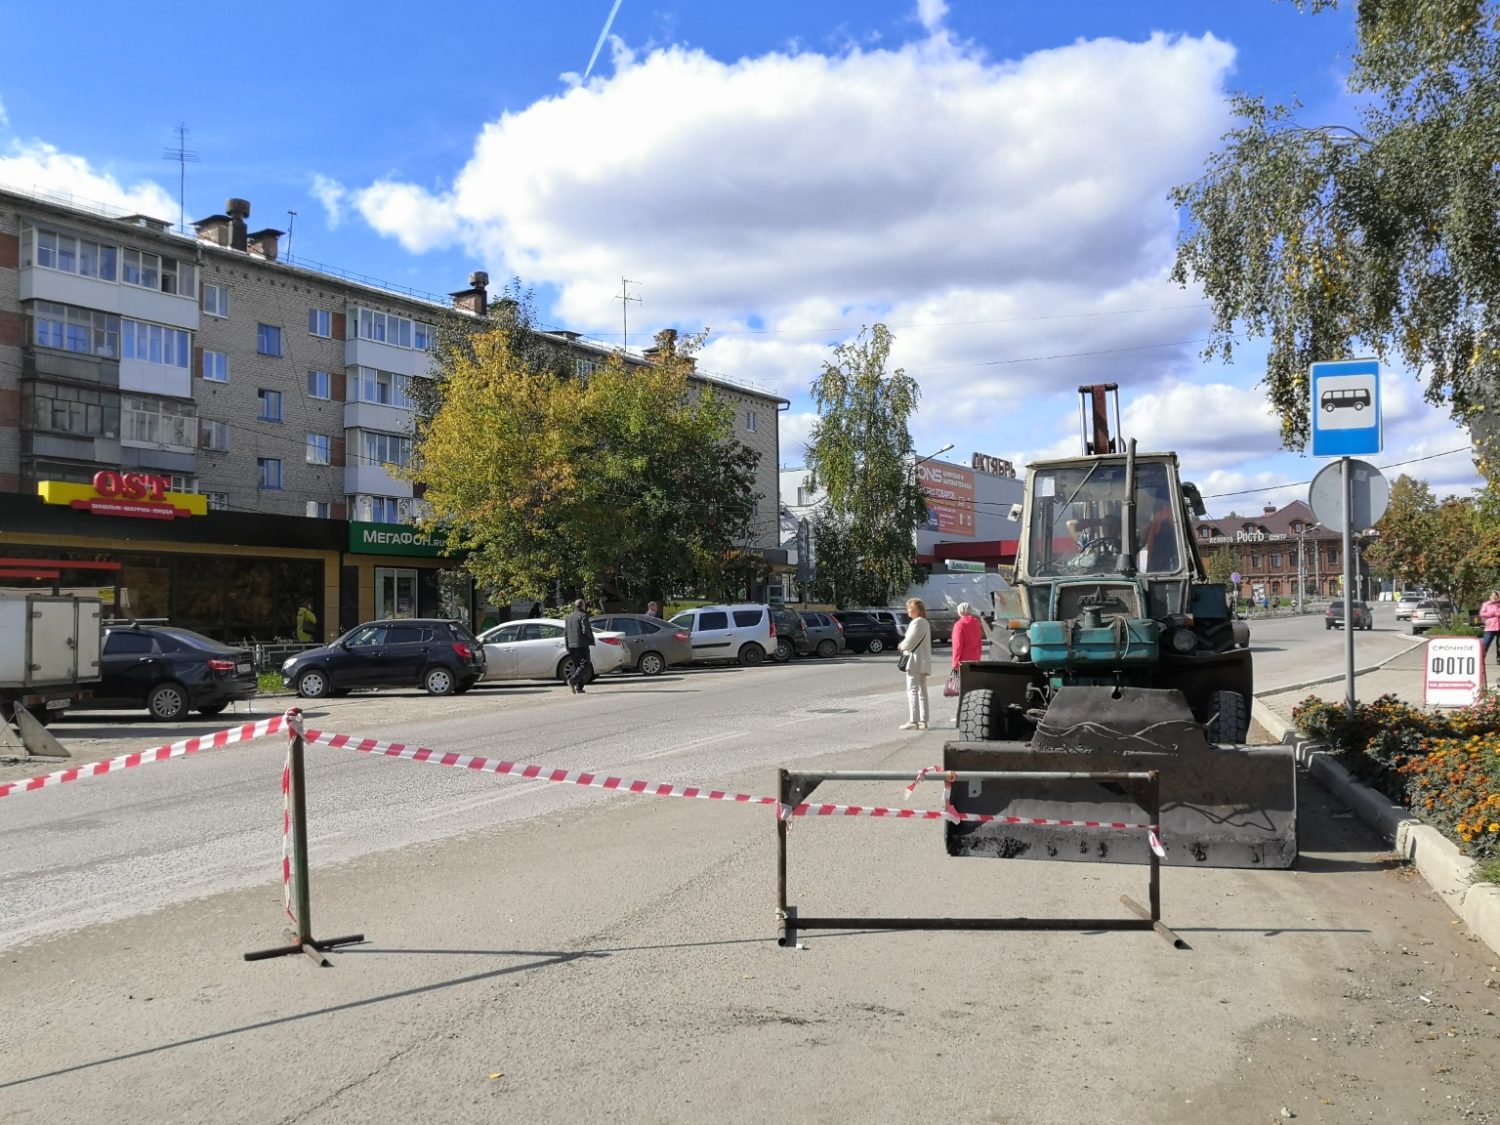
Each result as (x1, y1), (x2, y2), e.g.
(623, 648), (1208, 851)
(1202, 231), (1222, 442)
(556, 656), (575, 683)
(867, 637), (886, 654)
(637, 651), (666, 677)
(296, 668), (331, 699)
(816, 639), (838, 659)
(773, 638), (794, 663)
(197, 703), (228, 717)
(423, 666), (457, 696)
(738, 643), (765, 666)
(147, 682), (189, 721)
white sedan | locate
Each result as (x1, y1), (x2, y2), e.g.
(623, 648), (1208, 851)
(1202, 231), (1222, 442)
(478, 618), (626, 683)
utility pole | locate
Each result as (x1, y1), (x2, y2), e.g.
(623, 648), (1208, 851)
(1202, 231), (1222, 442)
(161, 123), (200, 234)
(617, 277), (641, 352)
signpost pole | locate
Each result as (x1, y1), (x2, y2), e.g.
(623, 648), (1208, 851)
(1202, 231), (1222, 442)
(1342, 456), (1356, 716)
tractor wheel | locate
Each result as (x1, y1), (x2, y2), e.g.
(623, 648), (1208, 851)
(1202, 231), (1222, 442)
(956, 688), (996, 741)
(1205, 689), (1250, 744)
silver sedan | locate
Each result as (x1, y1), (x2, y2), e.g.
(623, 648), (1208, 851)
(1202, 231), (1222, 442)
(591, 614), (694, 676)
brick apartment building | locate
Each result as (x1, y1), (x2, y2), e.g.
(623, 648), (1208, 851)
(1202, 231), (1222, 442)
(1193, 499), (1374, 603)
(0, 186), (785, 639)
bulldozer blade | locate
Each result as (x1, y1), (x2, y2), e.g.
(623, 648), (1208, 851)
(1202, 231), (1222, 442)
(944, 686), (1296, 869)
(12, 704), (72, 760)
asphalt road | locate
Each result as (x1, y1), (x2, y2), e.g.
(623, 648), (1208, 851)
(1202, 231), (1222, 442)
(1247, 601), (1422, 693)
(4, 637), (1499, 1124)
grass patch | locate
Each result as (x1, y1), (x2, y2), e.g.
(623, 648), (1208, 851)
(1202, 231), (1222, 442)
(1478, 856), (1500, 887)
(258, 670), (289, 695)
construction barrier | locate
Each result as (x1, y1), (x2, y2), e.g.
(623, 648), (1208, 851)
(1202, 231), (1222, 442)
(774, 766), (1186, 950)
(5, 711), (1185, 962)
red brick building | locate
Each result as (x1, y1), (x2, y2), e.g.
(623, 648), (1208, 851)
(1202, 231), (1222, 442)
(1192, 500), (1374, 603)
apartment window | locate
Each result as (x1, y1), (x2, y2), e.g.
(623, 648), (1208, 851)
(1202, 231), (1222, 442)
(257, 323), (283, 357)
(350, 366), (412, 409)
(121, 395), (196, 449)
(206, 492), (229, 511)
(356, 429), (411, 468)
(30, 301), (120, 357)
(27, 224), (117, 281)
(203, 283), (229, 318)
(257, 389), (283, 423)
(166, 474), (198, 494)
(121, 319), (190, 368)
(1250, 552), (1262, 568)
(575, 358), (598, 379)
(355, 307), (428, 350)
(306, 370), (331, 399)
(258, 458), (283, 490)
(355, 495), (401, 523)
(24, 382), (119, 438)
(200, 419), (230, 453)
(746, 410), (758, 433)
(308, 308), (331, 338)
(1270, 552), (1283, 568)
(305, 500), (330, 518)
(201, 350), (229, 382)
(306, 433), (331, 465)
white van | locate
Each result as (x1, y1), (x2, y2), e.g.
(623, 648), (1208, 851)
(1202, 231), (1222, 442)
(899, 571), (1015, 643)
(668, 604), (776, 666)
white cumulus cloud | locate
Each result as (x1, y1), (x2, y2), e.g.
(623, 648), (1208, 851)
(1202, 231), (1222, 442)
(0, 139), (175, 220)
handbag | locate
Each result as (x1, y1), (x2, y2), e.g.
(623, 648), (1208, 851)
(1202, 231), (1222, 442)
(943, 670), (960, 698)
(896, 652), (911, 673)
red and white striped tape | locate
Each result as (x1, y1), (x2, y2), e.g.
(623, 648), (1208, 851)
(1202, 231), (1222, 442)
(0, 713), (291, 800)
(281, 741), (296, 924)
(298, 726), (781, 809)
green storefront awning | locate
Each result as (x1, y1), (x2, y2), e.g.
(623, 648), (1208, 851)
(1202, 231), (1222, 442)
(347, 521), (449, 557)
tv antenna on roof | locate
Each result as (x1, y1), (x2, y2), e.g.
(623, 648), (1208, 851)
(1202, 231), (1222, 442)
(286, 208), (297, 262)
(617, 277), (641, 352)
(161, 123), (200, 234)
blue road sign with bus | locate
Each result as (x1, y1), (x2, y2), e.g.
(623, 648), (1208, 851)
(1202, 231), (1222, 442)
(1310, 359), (1382, 456)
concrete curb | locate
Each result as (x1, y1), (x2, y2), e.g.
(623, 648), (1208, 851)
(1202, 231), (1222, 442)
(1302, 747), (1499, 958)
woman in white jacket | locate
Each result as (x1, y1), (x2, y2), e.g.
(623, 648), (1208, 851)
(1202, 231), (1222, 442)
(897, 597), (933, 730)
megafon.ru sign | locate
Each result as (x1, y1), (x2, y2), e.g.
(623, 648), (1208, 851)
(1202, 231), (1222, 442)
(347, 521), (446, 557)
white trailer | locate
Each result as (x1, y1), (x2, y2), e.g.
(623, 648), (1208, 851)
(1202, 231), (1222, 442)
(0, 592), (103, 721)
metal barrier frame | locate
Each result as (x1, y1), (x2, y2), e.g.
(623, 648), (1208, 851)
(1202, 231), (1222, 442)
(776, 768), (1186, 949)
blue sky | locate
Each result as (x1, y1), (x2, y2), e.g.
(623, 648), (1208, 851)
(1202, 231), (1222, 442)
(0, 1), (1477, 515)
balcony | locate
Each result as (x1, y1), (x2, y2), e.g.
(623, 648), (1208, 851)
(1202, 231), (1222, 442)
(345, 462), (412, 497)
(21, 267), (200, 332)
(345, 337), (435, 379)
(22, 346), (121, 388)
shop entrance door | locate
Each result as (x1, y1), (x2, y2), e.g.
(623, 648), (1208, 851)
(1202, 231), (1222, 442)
(376, 567), (419, 619)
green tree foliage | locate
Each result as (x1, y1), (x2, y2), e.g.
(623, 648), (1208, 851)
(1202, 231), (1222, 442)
(1204, 544), (1237, 587)
(804, 325), (929, 607)
(1171, 1), (1500, 474)
(406, 326), (760, 607)
(1365, 474), (1500, 607)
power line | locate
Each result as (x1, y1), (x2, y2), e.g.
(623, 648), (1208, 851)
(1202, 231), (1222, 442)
(1200, 445), (1475, 502)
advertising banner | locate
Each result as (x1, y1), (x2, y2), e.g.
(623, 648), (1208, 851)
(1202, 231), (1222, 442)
(918, 463), (976, 538)
(1423, 636), (1485, 708)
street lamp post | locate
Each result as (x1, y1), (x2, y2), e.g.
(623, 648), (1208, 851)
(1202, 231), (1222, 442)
(1295, 522), (1321, 612)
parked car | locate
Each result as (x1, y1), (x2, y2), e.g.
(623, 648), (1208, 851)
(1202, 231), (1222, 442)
(1410, 600), (1444, 635)
(852, 607), (912, 638)
(87, 623), (258, 721)
(770, 607), (810, 661)
(283, 619), (486, 698)
(668, 604), (777, 665)
(831, 610), (903, 654)
(1325, 599), (1373, 631)
(1395, 591), (1425, 621)
(798, 611), (846, 658)
(479, 618), (625, 683)
(590, 614), (691, 676)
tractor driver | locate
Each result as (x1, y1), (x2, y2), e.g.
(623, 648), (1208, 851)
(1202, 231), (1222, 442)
(1064, 509), (1123, 570)
(1140, 483), (1181, 571)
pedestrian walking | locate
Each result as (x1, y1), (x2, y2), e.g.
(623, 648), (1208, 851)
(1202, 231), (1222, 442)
(897, 597), (933, 730)
(1482, 591), (1500, 665)
(294, 600), (317, 643)
(564, 599), (595, 694)
(948, 601), (983, 710)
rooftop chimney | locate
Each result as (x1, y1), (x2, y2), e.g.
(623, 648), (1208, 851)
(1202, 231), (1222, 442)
(226, 198), (250, 252)
(1263, 503), (1277, 515)
(450, 270), (489, 316)
(248, 228), (283, 262)
(192, 213), (231, 246)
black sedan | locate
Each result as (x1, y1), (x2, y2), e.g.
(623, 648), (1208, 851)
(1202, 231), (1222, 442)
(283, 619), (486, 697)
(830, 610), (902, 654)
(89, 624), (259, 720)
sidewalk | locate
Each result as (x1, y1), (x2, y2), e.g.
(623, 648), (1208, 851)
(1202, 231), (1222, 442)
(1255, 636), (1430, 737)
(1253, 635), (1500, 962)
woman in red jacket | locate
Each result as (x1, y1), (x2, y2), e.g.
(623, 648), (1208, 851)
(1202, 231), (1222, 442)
(948, 602), (984, 713)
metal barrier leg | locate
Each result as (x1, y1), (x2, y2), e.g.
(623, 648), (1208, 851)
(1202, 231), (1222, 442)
(244, 730), (364, 966)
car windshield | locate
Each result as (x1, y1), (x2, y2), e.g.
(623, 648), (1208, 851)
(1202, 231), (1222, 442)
(1024, 460), (1183, 578)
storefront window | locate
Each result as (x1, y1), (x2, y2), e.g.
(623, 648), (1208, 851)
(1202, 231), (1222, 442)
(376, 567), (418, 619)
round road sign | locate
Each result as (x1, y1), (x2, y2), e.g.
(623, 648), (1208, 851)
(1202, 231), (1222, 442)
(1309, 458), (1389, 531)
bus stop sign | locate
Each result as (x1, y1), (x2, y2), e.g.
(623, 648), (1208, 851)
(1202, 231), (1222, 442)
(1310, 359), (1382, 456)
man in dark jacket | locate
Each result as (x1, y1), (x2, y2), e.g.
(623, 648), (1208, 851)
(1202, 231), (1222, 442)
(564, 599), (595, 694)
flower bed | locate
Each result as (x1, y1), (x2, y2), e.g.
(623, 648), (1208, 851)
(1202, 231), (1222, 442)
(1293, 692), (1500, 872)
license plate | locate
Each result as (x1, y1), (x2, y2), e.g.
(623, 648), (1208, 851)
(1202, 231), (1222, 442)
(237, 663), (252, 674)
(46, 698), (70, 710)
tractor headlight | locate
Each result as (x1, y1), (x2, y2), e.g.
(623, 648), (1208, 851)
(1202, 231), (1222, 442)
(1008, 632), (1032, 658)
(1168, 628), (1198, 654)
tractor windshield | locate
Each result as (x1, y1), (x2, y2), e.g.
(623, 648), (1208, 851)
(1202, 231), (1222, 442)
(1023, 460), (1184, 578)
